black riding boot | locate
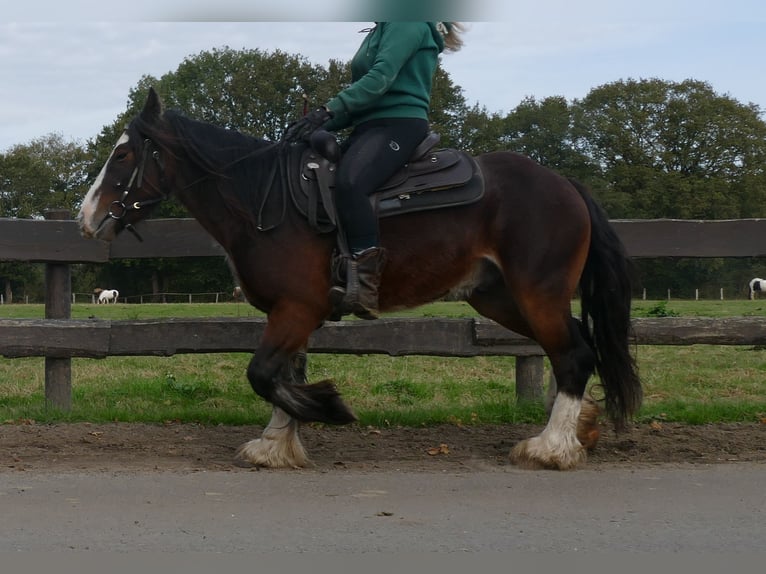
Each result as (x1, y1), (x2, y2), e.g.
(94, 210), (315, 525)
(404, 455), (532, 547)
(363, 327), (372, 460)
(329, 247), (387, 320)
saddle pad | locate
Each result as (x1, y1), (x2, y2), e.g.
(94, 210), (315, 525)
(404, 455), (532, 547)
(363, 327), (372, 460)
(290, 145), (485, 229)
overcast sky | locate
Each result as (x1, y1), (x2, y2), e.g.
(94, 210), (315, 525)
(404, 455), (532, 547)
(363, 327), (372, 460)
(2, 0), (765, 152)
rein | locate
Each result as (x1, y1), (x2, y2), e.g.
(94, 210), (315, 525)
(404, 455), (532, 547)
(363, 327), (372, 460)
(106, 137), (170, 241)
(255, 145), (289, 232)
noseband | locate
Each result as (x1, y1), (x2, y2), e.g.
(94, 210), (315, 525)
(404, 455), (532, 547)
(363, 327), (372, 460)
(106, 137), (169, 241)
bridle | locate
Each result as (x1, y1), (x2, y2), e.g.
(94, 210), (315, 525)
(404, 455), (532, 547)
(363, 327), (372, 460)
(105, 136), (170, 241)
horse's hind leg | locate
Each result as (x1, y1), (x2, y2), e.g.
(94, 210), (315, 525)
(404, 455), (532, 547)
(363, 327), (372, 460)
(545, 370), (602, 451)
(470, 284), (596, 469)
(236, 350), (310, 468)
(510, 315), (597, 469)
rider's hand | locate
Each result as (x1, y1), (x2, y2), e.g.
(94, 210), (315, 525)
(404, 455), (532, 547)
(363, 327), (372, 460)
(282, 107), (333, 143)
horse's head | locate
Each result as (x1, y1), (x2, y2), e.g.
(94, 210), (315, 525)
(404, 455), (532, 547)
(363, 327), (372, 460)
(78, 87), (171, 242)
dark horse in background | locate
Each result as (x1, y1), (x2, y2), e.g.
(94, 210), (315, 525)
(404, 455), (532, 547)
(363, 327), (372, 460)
(78, 88), (641, 470)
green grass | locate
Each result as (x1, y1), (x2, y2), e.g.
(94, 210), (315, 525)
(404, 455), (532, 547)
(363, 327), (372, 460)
(631, 298), (766, 318)
(1, 300), (765, 426)
(0, 302), (264, 320)
(3, 297), (764, 320)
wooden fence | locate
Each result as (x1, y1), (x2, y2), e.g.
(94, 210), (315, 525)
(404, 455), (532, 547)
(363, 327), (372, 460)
(2, 212), (766, 410)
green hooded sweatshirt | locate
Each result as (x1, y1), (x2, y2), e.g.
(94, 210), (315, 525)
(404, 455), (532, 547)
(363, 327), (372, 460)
(323, 22), (445, 132)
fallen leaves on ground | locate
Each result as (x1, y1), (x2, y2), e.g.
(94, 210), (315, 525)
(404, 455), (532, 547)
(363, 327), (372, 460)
(426, 443), (450, 456)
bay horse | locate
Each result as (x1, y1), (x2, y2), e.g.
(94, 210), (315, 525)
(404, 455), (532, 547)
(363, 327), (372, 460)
(77, 87), (641, 470)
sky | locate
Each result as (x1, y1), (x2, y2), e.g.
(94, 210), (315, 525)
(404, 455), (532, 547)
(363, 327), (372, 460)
(1, 0), (765, 153)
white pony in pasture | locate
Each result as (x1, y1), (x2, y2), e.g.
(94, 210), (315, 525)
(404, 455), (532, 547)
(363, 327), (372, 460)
(748, 278), (765, 300)
(95, 288), (120, 304)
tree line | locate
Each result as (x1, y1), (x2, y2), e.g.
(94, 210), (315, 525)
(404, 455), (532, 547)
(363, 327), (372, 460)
(2, 47), (765, 303)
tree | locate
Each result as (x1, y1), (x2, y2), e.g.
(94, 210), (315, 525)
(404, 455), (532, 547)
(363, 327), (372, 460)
(449, 102), (506, 155)
(572, 78), (766, 297)
(132, 47), (343, 141)
(0, 134), (90, 302)
(502, 96), (594, 180)
(0, 133), (90, 218)
(429, 63), (471, 148)
(572, 78), (766, 219)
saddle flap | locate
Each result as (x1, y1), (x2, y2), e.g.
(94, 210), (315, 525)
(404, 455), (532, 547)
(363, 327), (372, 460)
(375, 152), (484, 219)
(375, 149), (473, 200)
(377, 149), (461, 192)
(292, 146), (338, 233)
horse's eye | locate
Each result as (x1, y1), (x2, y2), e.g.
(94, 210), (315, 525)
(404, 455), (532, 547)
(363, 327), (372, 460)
(114, 151), (128, 162)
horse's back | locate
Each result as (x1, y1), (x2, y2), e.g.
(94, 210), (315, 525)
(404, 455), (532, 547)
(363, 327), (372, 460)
(473, 150), (592, 237)
(475, 150), (577, 193)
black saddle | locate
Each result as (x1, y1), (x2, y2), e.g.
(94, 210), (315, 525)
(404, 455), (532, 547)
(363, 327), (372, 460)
(288, 131), (485, 233)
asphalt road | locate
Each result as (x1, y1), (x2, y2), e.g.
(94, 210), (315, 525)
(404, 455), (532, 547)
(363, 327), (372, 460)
(1, 463), (764, 553)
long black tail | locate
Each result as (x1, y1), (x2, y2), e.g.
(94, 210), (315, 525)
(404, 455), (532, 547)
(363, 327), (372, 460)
(571, 179), (642, 429)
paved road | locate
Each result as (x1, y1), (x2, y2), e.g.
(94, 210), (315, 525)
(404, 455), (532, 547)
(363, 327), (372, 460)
(1, 464), (764, 552)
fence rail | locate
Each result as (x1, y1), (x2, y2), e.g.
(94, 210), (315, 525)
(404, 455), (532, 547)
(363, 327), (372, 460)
(2, 217), (766, 262)
(3, 316), (766, 360)
(2, 214), (766, 410)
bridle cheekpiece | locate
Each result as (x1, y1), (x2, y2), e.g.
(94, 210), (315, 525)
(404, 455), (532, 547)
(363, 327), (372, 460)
(106, 136), (170, 241)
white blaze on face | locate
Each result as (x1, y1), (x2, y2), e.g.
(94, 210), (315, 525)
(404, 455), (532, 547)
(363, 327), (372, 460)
(77, 132), (130, 235)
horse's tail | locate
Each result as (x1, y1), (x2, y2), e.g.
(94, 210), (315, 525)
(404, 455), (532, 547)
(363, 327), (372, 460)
(571, 179), (642, 430)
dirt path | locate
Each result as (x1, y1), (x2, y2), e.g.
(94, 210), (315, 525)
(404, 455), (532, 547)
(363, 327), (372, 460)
(2, 420), (765, 473)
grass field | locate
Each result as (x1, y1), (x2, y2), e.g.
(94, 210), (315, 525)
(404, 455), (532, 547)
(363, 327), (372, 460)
(1, 300), (765, 426)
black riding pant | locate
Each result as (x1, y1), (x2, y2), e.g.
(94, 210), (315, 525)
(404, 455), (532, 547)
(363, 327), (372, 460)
(336, 117), (428, 253)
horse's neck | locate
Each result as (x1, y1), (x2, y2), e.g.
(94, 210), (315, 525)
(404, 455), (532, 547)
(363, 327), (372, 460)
(175, 180), (238, 246)
(175, 175), (278, 253)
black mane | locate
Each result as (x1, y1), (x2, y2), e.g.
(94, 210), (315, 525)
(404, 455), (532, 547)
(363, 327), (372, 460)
(131, 109), (286, 231)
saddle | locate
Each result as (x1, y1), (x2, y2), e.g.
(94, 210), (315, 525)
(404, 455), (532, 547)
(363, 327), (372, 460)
(287, 131), (485, 234)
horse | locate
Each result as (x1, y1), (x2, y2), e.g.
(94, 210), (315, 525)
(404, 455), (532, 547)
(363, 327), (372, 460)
(94, 288), (119, 304)
(77, 87), (641, 470)
(749, 278), (765, 300)
(99, 289), (119, 304)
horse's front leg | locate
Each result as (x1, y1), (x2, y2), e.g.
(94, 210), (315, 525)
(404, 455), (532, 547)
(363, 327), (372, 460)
(240, 308), (355, 468)
(236, 351), (310, 468)
(246, 310), (356, 426)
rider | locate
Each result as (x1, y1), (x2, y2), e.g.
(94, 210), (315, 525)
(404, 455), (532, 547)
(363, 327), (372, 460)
(284, 22), (464, 319)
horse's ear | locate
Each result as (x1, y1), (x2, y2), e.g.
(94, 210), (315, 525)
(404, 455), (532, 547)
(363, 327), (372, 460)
(141, 87), (164, 122)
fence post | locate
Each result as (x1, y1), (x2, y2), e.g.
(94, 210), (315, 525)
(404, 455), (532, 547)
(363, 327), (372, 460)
(515, 355), (544, 403)
(43, 209), (72, 411)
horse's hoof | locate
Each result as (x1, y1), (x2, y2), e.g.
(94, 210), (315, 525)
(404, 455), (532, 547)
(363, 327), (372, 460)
(509, 437), (586, 470)
(578, 428), (601, 451)
(235, 438), (309, 469)
(577, 396), (602, 451)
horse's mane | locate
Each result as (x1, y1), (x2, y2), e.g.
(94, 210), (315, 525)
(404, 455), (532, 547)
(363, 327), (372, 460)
(131, 109), (286, 230)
